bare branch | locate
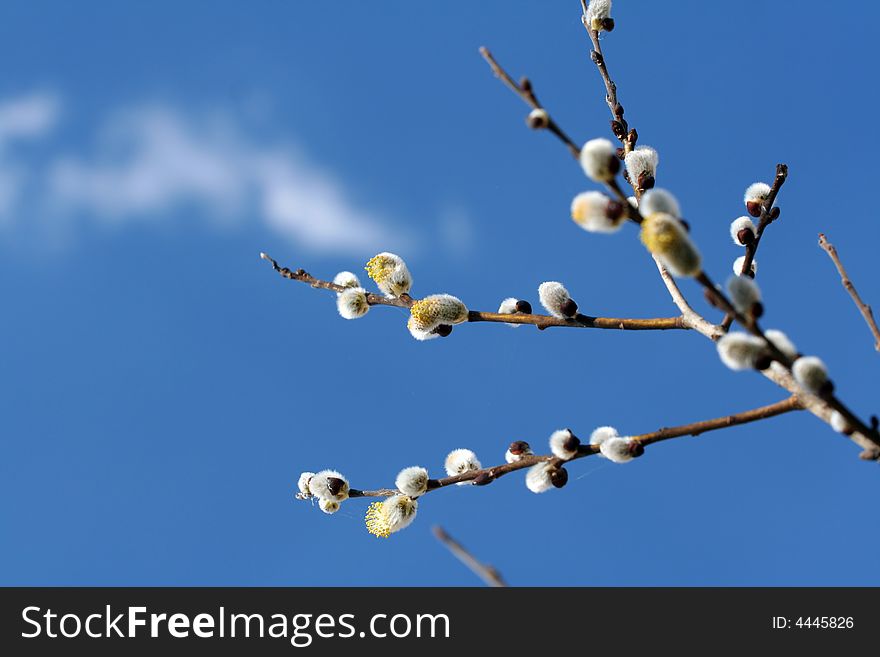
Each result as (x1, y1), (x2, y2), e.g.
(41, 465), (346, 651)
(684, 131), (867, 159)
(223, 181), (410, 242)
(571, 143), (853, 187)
(432, 526), (508, 588)
(818, 233), (880, 352)
(261, 253), (687, 333)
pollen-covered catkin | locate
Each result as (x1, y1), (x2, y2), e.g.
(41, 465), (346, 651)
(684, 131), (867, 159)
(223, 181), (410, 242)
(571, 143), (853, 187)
(365, 252), (412, 297)
(336, 287), (370, 320)
(365, 495), (418, 538)
(408, 294), (468, 332)
(395, 466), (429, 498)
(792, 356), (829, 394)
(624, 146), (658, 191)
(538, 281), (578, 318)
(579, 138), (619, 182)
(571, 190), (626, 233)
(640, 212), (702, 276)
(549, 429), (580, 460)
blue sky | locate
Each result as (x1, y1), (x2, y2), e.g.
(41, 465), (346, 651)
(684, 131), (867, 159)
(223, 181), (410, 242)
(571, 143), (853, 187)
(1, 1), (878, 586)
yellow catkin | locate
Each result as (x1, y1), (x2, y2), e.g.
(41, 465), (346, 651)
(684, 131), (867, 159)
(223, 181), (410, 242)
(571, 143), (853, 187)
(365, 501), (391, 538)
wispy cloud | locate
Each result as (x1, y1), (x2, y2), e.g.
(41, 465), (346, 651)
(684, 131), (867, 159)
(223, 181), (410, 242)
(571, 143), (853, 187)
(0, 94), (419, 254)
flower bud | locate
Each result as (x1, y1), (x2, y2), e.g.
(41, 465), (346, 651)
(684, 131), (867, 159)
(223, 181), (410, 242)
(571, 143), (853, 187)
(308, 469), (350, 502)
(733, 255), (757, 277)
(589, 425), (619, 447)
(792, 356), (830, 394)
(730, 216), (757, 246)
(445, 448), (482, 484)
(395, 466), (429, 498)
(318, 499), (340, 514)
(624, 146), (658, 192)
(717, 332), (769, 370)
(549, 429), (580, 460)
(640, 188), (681, 218)
(744, 182), (771, 217)
(727, 275), (762, 315)
(550, 466), (569, 488)
(587, 0), (614, 32)
(525, 462), (555, 494)
(505, 440), (533, 463)
(336, 287), (370, 320)
(538, 281), (578, 318)
(365, 252), (412, 297)
(526, 108), (550, 129)
(332, 271), (361, 291)
(599, 436), (642, 463)
(498, 297), (531, 327)
(297, 472), (315, 499)
(579, 138), (619, 182)
(365, 495), (418, 538)
(409, 294), (468, 332)
(640, 212), (702, 277)
(571, 190), (626, 233)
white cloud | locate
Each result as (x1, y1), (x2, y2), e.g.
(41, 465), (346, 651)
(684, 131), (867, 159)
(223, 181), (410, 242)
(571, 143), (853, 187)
(45, 105), (410, 253)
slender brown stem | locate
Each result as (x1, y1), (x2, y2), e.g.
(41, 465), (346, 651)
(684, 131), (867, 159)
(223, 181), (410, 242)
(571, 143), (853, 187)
(345, 396), (803, 499)
(818, 233), (880, 352)
(261, 253), (686, 332)
(479, 46), (581, 159)
(432, 526), (507, 588)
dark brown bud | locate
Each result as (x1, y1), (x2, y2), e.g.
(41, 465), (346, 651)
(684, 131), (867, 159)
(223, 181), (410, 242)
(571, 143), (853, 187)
(508, 440), (531, 455)
(746, 200), (763, 217)
(754, 354), (774, 371)
(627, 128), (638, 145)
(611, 119), (627, 140)
(638, 172), (656, 191)
(679, 218), (691, 233)
(526, 109), (550, 130)
(769, 206), (781, 220)
(515, 299), (533, 314)
(590, 50), (603, 65)
(615, 104), (625, 117)
(550, 467), (569, 488)
(871, 415), (879, 431)
(627, 441), (645, 458)
(819, 380), (835, 395)
(472, 472), (493, 486)
(606, 200), (625, 221)
(562, 432), (581, 454)
(601, 18), (615, 32)
(615, 147), (626, 160)
(737, 228), (755, 245)
(433, 324), (453, 337)
(622, 169), (631, 184)
(326, 477), (347, 497)
(560, 298), (579, 318)
(520, 77), (532, 93)
(608, 156), (621, 176)
(751, 302), (764, 319)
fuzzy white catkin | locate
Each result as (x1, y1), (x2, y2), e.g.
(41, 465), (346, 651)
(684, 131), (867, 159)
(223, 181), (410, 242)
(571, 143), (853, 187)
(792, 356), (829, 394)
(727, 275), (761, 314)
(830, 411), (850, 434)
(729, 216), (757, 245)
(716, 332), (768, 370)
(333, 271), (361, 291)
(297, 472), (315, 499)
(308, 469), (350, 502)
(336, 287), (370, 320)
(498, 297), (523, 328)
(318, 499), (340, 514)
(588, 0), (612, 20)
(505, 443), (533, 463)
(549, 429), (579, 460)
(599, 437), (637, 463)
(589, 426), (619, 446)
(639, 188), (681, 218)
(764, 329), (798, 361)
(624, 146), (658, 183)
(395, 466), (429, 498)
(445, 448), (482, 485)
(579, 138), (618, 182)
(744, 182), (771, 204)
(571, 190), (625, 233)
(538, 281), (574, 318)
(733, 255), (757, 276)
(525, 462), (555, 494)
(365, 252), (412, 298)
(407, 324), (441, 341)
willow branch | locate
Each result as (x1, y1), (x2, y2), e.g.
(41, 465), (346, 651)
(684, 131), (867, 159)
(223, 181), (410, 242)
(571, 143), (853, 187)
(818, 233), (880, 352)
(479, 46), (581, 159)
(260, 253), (686, 332)
(346, 396), (804, 499)
(721, 164), (789, 329)
(432, 526), (508, 588)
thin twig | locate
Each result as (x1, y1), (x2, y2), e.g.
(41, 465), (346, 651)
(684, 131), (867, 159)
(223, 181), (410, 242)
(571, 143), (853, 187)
(432, 526), (508, 588)
(346, 396), (804, 499)
(261, 253), (686, 332)
(818, 233), (880, 352)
